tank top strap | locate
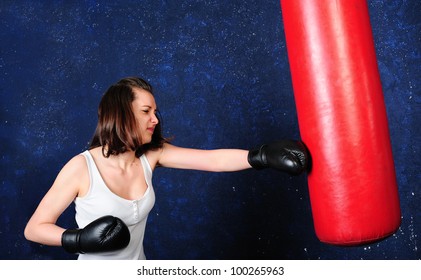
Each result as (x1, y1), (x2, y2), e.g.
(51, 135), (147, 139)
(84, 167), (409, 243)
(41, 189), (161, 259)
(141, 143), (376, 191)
(139, 154), (152, 176)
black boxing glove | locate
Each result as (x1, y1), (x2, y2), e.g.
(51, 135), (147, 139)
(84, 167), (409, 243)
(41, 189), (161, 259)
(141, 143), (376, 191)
(61, 215), (130, 254)
(248, 140), (309, 175)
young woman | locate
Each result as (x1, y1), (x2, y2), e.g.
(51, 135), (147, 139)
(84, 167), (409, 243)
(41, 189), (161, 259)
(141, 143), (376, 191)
(24, 77), (309, 259)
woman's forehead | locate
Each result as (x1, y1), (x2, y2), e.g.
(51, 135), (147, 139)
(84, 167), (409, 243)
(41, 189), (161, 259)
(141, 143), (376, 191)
(132, 87), (156, 106)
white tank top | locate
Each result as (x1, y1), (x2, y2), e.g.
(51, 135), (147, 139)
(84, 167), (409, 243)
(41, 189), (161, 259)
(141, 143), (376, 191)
(74, 150), (155, 260)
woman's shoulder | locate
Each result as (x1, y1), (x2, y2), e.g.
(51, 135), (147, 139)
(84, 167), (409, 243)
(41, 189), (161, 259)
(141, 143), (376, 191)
(50, 151), (90, 197)
(144, 145), (167, 170)
(60, 152), (89, 175)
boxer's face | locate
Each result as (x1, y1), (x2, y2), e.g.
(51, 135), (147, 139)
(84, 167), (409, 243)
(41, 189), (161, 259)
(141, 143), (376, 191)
(131, 87), (159, 144)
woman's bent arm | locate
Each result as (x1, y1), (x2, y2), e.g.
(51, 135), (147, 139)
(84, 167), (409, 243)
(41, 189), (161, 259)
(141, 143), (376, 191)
(24, 155), (87, 246)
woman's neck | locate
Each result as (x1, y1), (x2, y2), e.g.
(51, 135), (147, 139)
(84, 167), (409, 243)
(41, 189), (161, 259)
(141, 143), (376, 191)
(101, 147), (138, 170)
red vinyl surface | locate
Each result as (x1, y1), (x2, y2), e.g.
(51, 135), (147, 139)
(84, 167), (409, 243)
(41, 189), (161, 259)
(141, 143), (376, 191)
(280, 0), (401, 245)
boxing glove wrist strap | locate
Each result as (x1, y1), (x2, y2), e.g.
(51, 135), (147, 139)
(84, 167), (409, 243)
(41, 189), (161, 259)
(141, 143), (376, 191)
(247, 145), (267, 169)
(62, 229), (82, 254)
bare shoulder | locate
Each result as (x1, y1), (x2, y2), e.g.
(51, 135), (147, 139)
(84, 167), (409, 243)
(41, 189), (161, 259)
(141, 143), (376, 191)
(54, 153), (89, 195)
(144, 146), (164, 170)
(61, 153), (88, 175)
(30, 152), (90, 206)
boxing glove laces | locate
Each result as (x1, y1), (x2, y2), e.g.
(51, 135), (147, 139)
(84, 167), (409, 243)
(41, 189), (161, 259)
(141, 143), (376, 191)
(248, 140), (309, 175)
(61, 215), (130, 254)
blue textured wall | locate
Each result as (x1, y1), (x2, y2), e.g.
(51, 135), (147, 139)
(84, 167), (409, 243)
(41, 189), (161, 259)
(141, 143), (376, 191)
(1, 0), (419, 260)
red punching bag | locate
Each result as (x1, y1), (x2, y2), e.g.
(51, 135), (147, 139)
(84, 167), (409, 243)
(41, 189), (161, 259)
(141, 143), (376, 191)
(280, 0), (401, 245)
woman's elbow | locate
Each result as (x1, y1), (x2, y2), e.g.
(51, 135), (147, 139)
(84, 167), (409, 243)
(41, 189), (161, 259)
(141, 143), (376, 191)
(24, 219), (41, 243)
(23, 222), (34, 241)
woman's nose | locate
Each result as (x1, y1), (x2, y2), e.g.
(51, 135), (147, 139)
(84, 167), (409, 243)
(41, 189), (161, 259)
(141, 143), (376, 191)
(151, 113), (159, 124)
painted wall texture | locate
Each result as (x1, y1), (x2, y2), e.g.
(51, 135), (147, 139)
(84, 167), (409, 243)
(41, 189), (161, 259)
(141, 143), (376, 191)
(1, 0), (419, 259)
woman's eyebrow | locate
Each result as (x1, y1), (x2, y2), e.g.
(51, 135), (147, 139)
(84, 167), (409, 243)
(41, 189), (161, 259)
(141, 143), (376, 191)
(141, 105), (158, 111)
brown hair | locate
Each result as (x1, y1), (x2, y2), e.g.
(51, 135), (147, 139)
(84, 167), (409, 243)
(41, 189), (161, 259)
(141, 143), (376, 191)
(89, 77), (167, 157)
